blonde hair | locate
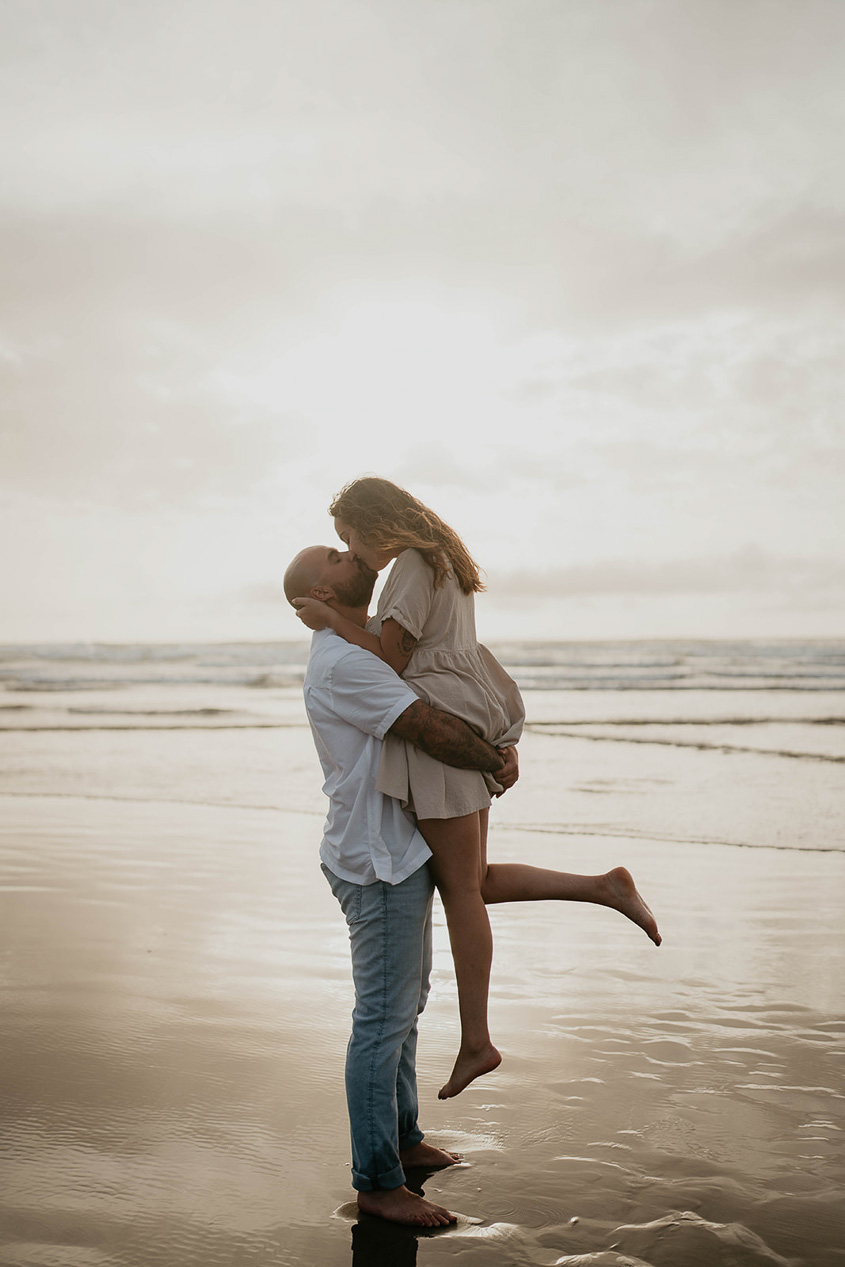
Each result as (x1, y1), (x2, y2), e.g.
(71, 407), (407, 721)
(329, 477), (485, 594)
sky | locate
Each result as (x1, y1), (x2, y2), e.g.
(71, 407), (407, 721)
(1, 0), (843, 642)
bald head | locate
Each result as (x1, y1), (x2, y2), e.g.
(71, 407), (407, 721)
(283, 544), (378, 612)
(283, 546), (326, 606)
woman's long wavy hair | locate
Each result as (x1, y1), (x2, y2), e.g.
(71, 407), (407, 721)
(329, 477), (485, 594)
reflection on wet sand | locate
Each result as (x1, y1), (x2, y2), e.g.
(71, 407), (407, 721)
(1, 787), (843, 1266)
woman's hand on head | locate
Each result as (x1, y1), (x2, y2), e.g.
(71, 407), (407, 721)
(292, 596), (333, 631)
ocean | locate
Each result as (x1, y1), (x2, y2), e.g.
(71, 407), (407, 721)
(1, 638), (843, 849)
(3, 637), (845, 694)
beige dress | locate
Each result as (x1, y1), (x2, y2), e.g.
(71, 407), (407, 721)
(368, 549), (525, 819)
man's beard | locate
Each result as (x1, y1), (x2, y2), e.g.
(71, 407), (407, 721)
(333, 559), (378, 608)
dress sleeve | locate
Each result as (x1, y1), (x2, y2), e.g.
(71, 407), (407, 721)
(323, 644), (419, 739)
(378, 550), (436, 641)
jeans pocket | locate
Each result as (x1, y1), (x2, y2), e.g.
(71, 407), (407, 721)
(322, 863), (362, 926)
(342, 885), (362, 925)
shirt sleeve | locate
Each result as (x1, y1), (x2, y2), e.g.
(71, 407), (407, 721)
(378, 550), (436, 641)
(326, 644), (420, 739)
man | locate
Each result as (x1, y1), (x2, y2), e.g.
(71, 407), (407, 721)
(283, 544), (517, 1228)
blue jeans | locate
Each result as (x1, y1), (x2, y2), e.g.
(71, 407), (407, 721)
(322, 862), (434, 1192)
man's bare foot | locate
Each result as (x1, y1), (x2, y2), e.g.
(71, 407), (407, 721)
(604, 866), (661, 946)
(438, 1042), (502, 1099)
(400, 1141), (464, 1169)
(357, 1185), (457, 1227)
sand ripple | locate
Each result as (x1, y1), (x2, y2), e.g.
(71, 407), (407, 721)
(610, 1210), (795, 1266)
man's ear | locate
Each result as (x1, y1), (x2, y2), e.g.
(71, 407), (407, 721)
(311, 585), (333, 602)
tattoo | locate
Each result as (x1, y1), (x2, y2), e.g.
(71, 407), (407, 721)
(399, 629), (417, 655)
(390, 701), (502, 772)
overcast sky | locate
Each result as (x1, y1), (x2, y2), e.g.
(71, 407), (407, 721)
(1, 0), (843, 642)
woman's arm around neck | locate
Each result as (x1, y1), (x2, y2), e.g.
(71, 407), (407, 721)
(328, 611), (417, 676)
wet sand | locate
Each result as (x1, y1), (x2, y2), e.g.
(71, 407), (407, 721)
(2, 777), (844, 1266)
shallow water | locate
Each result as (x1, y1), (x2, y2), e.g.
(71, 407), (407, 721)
(1, 642), (844, 1265)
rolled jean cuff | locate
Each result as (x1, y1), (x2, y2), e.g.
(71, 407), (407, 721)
(352, 1161), (406, 1193)
(398, 1126), (424, 1151)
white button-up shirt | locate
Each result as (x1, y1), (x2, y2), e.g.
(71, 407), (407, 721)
(303, 628), (431, 886)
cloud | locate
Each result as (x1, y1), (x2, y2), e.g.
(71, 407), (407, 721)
(650, 209), (845, 319)
(491, 548), (845, 601)
(1, 0), (844, 639)
(0, 318), (305, 506)
(3, 1), (843, 330)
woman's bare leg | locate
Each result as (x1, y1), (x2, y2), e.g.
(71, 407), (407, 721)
(477, 812), (660, 945)
(417, 812), (502, 1099)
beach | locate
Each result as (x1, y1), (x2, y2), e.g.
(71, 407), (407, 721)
(1, 641), (844, 1266)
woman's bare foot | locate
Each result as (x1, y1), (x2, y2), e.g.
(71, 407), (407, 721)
(438, 1042), (502, 1099)
(357, 1185), (457, 1227)
(399, 1141), (464, 1169)
(604, 866), (661, 945)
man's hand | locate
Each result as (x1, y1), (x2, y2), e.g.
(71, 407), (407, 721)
(293, 596), (333, 630)
(494, 745), (519, 795)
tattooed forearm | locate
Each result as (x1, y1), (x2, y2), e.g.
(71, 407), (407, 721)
(390, 701), (503, 771)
